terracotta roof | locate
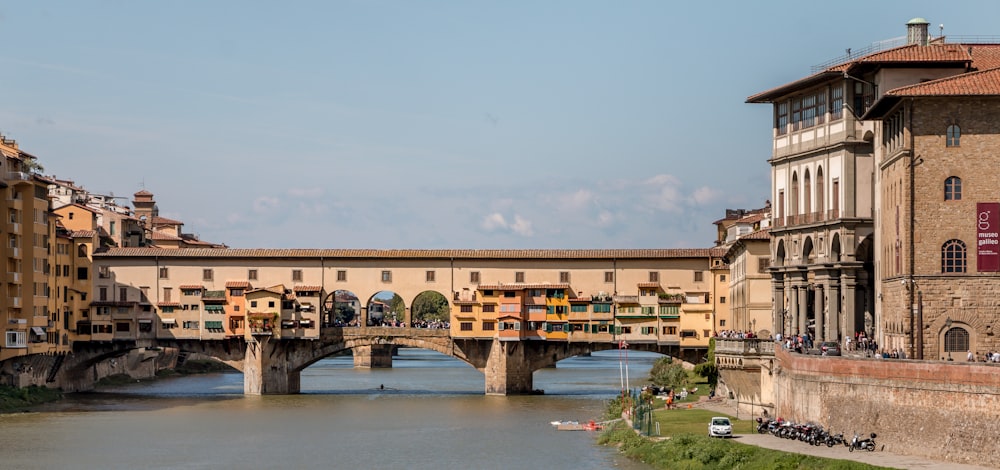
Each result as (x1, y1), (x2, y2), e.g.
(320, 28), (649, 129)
(477, 283), (570, 290)
(63, 203), (98, 213)
(225, 281), (252, 288)
(152, 216), (183, 226)
(179, 284), (204, 290)
(247, 285), (284, 295)
(737, 213), (765, 224)
(294, 285), (322, 292)
(636, 282), (661, 288)
(968, 44), (1000, 71)
(150, 231), (182, 241)
(70, 230), (96, 238)
(95, 247), (725, 260)
(886, 66), (1000, 97)
(156, 302), (180, 307)
(134, 189), (153, 197)
(739, 229), (771, 241)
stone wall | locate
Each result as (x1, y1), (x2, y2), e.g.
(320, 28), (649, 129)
(774, 347), (1000, 466)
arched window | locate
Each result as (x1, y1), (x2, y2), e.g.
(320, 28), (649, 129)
(944, 176), (962, 201)
(944, 327), (969, 353)
(816, 167), (825, 216)
(77, 244), (88, 258)
(946, 124), (961, 147)
(790, 172), (799, 217)
(803, 169), (812, 216)
(942, 239), (967, 273)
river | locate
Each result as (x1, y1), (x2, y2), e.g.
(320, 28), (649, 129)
(0, 349), (660, 470)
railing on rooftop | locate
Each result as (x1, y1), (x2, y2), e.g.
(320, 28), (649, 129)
(812, 34), (1000, 73)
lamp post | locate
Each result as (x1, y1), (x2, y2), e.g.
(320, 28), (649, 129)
(945, 317), (953, 361)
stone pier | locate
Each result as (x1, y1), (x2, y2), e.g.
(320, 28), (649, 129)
(482, 340), (534, 395)
(352, 344), (394, 368)
(243, 337), (301, 395)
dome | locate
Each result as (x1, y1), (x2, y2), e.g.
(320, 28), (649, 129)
(907, 17), (929, 25)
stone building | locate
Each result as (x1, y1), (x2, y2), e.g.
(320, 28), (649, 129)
(750, 17), (1000, 356)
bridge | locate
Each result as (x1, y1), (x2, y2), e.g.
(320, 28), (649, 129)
(47, 326), (688, 395)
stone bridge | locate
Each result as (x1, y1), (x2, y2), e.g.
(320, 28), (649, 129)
(39, 327), (691, 395)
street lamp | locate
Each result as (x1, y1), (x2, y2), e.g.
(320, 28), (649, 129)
(945, 317), (953, 361)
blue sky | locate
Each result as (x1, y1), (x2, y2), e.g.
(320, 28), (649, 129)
(3, 2), (1000, 249)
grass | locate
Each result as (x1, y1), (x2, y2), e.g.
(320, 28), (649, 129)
(0, 385), (62, 412)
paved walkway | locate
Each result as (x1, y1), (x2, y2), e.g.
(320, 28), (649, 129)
(689, 400), (993, 470)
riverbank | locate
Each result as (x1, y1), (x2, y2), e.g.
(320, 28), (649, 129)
(0, 385), (62, 413)
(598, 396), (894, 470)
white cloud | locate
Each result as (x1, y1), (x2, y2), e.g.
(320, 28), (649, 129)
(481, 212), (507, 231)
(560, 189), (594, 211)
(287, 187), (324, 198)
(253, 196), (280, 213)
(510, 215), (534, 236)
(690, 186), (721, 205)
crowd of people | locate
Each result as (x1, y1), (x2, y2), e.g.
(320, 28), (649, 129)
(716, 330), (759, 339)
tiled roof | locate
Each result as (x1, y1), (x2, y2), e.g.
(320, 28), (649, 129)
(70, 230), (96, 238)
(247, 285), (284, 295)
(150, 231), (182, 241)
(737, 213), (765, 224)
(179, 284), (204, 290)
(477, 283), (570, 290)
(95, 247), (726, 259)
(225, 281), (252, 288)
(885, 66), (1000, 97)
(294, 285), (322, 292)
(968, 44), (1000, 71)
(134, 189), (153, 197)
(152, 216), (183, 226)
(739, 229), (771, 241)
(636, 282), (661, 288)
(156, 302), (180, 307)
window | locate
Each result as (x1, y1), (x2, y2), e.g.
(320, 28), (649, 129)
(620, 326), (632, 334)
(203, 269), (213, 281)
(469, 271), (480, 283)
(381, 270), (392, 282)
(426, 270), (436, 282)
(515, 272), (524, 283)
(158, 267), (168, 279)
(482, 321), (495, 331)
(77, 244), (87, 257)
(266, 300), (275, 308)
(230, 288), (244, 297)
(831, 86), (843, 120)
(720, 319), (726, 327)
(248, 269), (258, 281)
(115, 322), (129, 332)
(482, 304), (495, 313)
(648, 271), (659, 283)
(119, 287), (127, 302)
(945, 176), (962, 201)
(694, 271), (704, 282)
(571, 305), (587, 313)
(946, 124), (961, 147)
(593, 303), (611, 313)
(776, 102), (788, 135)
(559, 271), (570, 283)
(604, 271), (614, 283)
(460, 322), (473, 331)
(99, 287), (108, 301)
(77, 267), (88, 280)
(183, 321), (199, 330)
(720, 296), (726, 304)
(163, 287), (172, 302)
(942, 239), (967, 273)
(98, 266), (110, 278)
(663, 326), (677, 335)
(720, 274), (726, 281)
(460, 305), (473, 313)
(944, 327), (969, 353)
(292, 269), (303, 282)
(337, 270), (347, 282)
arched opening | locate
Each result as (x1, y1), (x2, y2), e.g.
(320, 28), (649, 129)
(411, 291), (450, 329)
(324, 289), (360, 326)
(803, 168), (812, 217)
(368, 291), (405, 326)
(790, 172), (800, 217)
(942, 324), (972, 360)
(816, 166), (825, 216)
(775, 239), (786, 267)
(801, 236), (814, 264)
(830, 233), (842, 262)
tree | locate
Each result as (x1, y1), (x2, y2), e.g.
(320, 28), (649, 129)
(412, 292), (449, 322)
(648, 357), (689, 390)
(695, 338), (719, 386)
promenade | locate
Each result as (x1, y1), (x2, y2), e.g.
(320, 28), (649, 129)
(693, 400), (994, 470)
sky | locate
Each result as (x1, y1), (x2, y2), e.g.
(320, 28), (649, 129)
(3, 1), (1000, 249)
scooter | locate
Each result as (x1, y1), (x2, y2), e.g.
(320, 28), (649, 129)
(849, 432), (877, 452)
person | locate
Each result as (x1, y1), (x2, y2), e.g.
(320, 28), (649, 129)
(968, 350), (975, 362)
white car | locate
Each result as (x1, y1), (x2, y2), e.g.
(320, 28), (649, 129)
(708, 417), (732, 438)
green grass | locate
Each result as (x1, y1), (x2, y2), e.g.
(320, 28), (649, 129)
(599, 421), (896, 470)
(0, 385), (62, 412)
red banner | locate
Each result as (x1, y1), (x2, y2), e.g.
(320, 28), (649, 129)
(977, 203), (1000, 272)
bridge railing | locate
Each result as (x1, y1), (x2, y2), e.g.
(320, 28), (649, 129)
(715, 338), (775, 356)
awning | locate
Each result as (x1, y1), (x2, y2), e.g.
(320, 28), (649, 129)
(204, 305), (225, 312)
(161, 319), (177, 325)
(138, 319), (153, 324)
(30, 327), (46, 335)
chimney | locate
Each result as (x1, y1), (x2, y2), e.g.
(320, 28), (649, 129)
(907, 17), (930, 45)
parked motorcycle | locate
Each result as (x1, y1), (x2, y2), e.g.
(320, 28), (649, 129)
(849, 432), (877, 452)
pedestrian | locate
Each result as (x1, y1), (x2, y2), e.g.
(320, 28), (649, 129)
(967, 350), (975, 362)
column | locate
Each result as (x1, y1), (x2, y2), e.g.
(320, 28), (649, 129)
(828, 275), (840, 343)
(353, 344), (393, 368)
(814, 283), (825, 343)
(798, 282), (808, 338)
(243, 337), (301, 395)
(842, 271), (857, 341)
(772, 273), (785, 337)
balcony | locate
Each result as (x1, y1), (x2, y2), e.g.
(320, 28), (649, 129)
(10, 297), (20, 308)
(7, 272), (20, 283)
(658, 294), (683, 304)
(5, 172), (31, 183)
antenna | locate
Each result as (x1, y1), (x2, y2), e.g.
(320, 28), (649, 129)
(939, 24), (944, 37)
